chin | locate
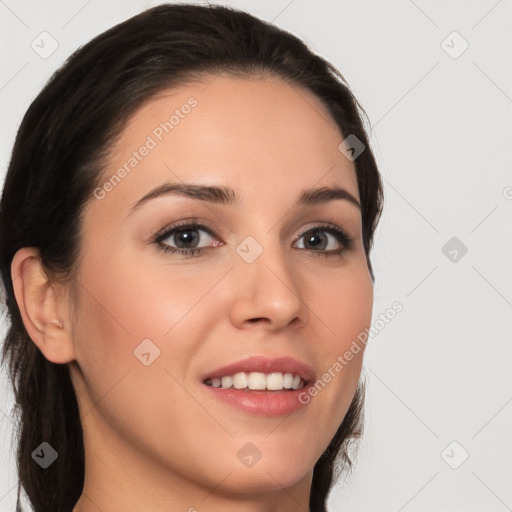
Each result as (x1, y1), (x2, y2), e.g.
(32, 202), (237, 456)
(217, 463), (312, 497)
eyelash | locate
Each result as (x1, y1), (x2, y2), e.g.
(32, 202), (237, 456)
(152, 218), (353, 259)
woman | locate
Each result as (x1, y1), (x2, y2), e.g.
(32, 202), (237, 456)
(0, 3), (383, 511)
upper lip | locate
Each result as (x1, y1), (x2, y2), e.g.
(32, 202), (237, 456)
(202, 355), (316, 384)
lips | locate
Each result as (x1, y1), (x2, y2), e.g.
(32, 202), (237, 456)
(201, 355), (316, 384)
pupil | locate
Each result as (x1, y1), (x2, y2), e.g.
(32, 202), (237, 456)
(306, 230), (326, 250)
(176, 229), (199, 248)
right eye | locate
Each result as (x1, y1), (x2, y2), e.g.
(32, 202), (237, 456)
(153, 219), (223, 258)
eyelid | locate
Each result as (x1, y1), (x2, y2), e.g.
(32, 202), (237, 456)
(152, 217), (218, 242)
(293, 221), (350, 241)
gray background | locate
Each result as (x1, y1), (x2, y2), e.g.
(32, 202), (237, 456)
(1, 1), (511, 510)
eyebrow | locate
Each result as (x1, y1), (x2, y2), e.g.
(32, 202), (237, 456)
(127, 182), (361, 216)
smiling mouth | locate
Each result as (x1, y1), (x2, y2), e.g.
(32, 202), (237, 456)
(203, 371), (307, 391)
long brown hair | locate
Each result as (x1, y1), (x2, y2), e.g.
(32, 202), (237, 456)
(0, 4), (383, 511)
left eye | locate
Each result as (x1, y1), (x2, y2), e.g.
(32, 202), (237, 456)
(294, 227), (345, 252)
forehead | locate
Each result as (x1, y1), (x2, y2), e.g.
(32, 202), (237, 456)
(93, 74), (359, 217)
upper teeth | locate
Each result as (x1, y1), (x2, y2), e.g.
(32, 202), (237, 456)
(205, 372), (305, 390)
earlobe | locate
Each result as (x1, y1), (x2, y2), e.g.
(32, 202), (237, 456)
(11, 247), (75, 364)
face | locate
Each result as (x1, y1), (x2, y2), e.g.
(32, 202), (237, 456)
(67, 74), (373, 504)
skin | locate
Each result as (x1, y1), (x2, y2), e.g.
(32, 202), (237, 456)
(12, 74), (373, 512)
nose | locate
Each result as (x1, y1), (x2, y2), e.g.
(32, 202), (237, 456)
(228, 239), (309, 333)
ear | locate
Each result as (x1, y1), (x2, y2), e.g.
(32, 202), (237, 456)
(11, 247), (76, 364)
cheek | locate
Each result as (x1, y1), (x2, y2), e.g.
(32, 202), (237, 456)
(303, 263), (372, 435)
(71, 249), (165, 397)
(75, 247), (195, 342)
(72, 248), (219, 391)
(311, 261), (373, 359)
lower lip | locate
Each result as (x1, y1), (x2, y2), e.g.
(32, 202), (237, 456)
(202, 384), (310, 417)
